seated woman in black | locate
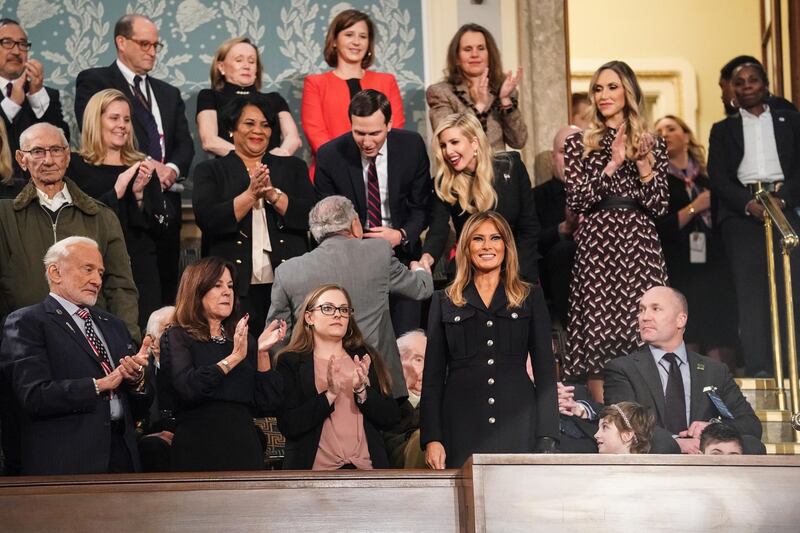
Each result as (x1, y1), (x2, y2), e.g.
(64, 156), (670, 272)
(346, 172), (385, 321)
(276, 283), (400, 470)
(160, 256), (285, 471)
(197, 36), (301, 157)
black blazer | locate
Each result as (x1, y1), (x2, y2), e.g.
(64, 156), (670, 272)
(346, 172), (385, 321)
(708, 108), (800, 225)
(276, 348), (401, 470)
(0, 296), (142, 475)
(1, 86), (70, 157)
(315, 129), (432, 260)
(532, 177), (567, 256)
(192, 152), (315, 295)
(74, 62), (194, 177)
(423, 152), (541, 281)
(604, 347), (762, 454)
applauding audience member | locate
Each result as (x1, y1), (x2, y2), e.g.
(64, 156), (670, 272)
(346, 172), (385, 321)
(70, 89), (170, 330)
(193, 95), (315, 335)
(160, 257), (285, 472)
(302, 9), (404, 177)
(427, 24), (526, 151)
(700, 423), (744, 455)
(276, 284), (400, 470)
(197, 37), (300, 157)
(594, 402), (654, 454)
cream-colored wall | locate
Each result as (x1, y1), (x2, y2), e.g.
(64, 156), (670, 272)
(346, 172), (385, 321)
(567, 0), (761, 146)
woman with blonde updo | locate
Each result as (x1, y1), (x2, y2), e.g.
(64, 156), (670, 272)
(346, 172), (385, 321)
(562, 60), (669, 401)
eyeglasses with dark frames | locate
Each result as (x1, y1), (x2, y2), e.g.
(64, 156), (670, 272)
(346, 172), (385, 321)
(0, 38), (32, 51)
(125, 37), (164, 53)
(20, 146), (68, 159)
(310, 304), (354, 317)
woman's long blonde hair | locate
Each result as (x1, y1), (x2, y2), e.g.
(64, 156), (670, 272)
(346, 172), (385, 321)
(582, 60), (649, 159)
(0, 119), (13, 185)
(78, 89), (145, 166)
(654, 114), (707, 175)
(432, 113), (497, 214)
(446, 211), (530, 309)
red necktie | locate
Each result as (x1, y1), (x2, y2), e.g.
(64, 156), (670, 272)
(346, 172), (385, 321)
(366, 158), (381, 229)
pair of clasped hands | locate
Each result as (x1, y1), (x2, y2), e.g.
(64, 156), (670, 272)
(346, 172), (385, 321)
(229, 314), (289, 367)
(324, 353), (372, 405)
(604, 123), (657, 180)
(116, 157), (178, 203)
(245, 162), (278, 203)
(468, 67), (523, 113)
(94, 337), (153, 393)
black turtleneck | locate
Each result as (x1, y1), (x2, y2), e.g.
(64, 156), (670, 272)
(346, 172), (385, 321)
(196, 81), (291, 153)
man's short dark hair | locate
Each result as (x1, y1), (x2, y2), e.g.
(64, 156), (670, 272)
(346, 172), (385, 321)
(720, 55), (761, 80)
(0, 18), (21, 29)
(114, 14), (151, 40)
(348, 89), (392, 124)
(699, 423), (744, 452)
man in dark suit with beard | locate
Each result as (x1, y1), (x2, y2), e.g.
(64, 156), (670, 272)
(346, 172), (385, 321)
(0, 236), (150, 475)
(74, 13), (194, 306)
(315, 89), (432, 336)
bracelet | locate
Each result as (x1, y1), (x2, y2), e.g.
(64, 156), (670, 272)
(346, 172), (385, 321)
(687, 204), (696, 216)
(219, 359), (231, 373)
(639, 170), (654, 182)
(353, 385), (366, 395)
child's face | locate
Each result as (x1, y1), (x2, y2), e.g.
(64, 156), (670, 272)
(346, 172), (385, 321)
(703, 441), (742, 455)
(595, 416), (632, 454)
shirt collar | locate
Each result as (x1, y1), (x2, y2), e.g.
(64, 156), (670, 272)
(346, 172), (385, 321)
(116, 58), (147, 86)
(360, 136), (388, 166)
(649, 342), (688, 366)
(0, 75), (13, 88)
(49, 291), (82, 318)
(740, 104), (771, 120)
(36, 184), (72, 210)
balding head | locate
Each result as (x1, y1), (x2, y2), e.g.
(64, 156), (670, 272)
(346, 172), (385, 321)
(551, 125), (581, 182)
(638, 286), (688, 350)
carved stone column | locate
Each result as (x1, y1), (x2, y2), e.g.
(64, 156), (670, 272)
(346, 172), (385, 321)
(516, 0), (569, 184)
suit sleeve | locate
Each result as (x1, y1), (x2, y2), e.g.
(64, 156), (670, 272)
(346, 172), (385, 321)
(633, 137), (670, 218)
(313, 143), (339, 200)
(386, 74), (405, 129)
(267, 267), (296, 343)
(164, 87), (194, 177)
(498, 88), (527, 149)
(161, 328), (224, 404)
(419, 293), (447, 447)
(421, 195), (451, 260)
(529, 288), (558, 440)
(708, 122), (752, 215)
(400, 134), (432, 249)
(40, 88), (70, 141)
(717, 364), (762, 439)
(533, 186), (561, 256)
(275, 353), (334, 439)
(75, 69), (105, 130)
(301, 75), (330, 154)
(99, 208), (141, 342)
(510, 154), (540, 282)
(387, 252), (433, 301)
(192, 161), (239, 236)
(1, 312), (97, 417)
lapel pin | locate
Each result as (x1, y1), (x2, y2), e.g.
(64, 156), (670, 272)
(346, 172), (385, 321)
(55, 308), (63, 315)
(779, 117), (786, 122)
(696, 363), (704, 371)
(504, 172), (511, 182)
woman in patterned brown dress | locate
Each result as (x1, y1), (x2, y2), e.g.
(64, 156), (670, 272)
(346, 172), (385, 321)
(563, 60), (669, 401)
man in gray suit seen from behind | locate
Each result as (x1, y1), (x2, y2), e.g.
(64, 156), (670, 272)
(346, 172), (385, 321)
(268, 196), (433, 398)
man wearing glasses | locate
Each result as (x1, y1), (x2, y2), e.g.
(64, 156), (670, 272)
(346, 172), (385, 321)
(0, 18), (69, 167)
(74, 13), (194, 310)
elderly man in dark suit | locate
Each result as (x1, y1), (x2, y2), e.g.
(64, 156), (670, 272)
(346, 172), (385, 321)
(0, 18), (69, 170)
(268, 196), (433, 398)
(0, 236), (150, 475)
(315, 89), (432, 335)
(603, 286), (764, 454)
(708, 61), (800, 377)
(74, 13), (194, 305)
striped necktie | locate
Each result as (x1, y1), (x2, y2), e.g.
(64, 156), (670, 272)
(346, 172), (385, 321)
(76, 307), (113, 375)
(366, 158), (381, 229)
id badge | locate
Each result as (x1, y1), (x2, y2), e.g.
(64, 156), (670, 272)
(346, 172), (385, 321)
(690, 231), (706, 264)
(703, 386), (735, 419)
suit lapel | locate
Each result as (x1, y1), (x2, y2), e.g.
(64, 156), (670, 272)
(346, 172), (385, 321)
(298, 353), (319, 397)
(346, 139), (367, 220)
(773, 111), (793, 175)
(632, 348), (667, 423)
(687, 351), (707, 422)
(43, 297), (104, 370)
(728, 114), (744, 156)
(386, 132), (400, 223)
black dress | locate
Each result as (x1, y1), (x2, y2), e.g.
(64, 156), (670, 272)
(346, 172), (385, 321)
(160, 326), (283, 471)
(423, 152), (541, 282)
(67, 155), (170, 328)
(196, 83), (291, 152)
(420, 283), (559, 468)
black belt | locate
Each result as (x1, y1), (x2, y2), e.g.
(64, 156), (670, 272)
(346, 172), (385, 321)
(590, 196), (644, 214)
(746, 181), (783, 194)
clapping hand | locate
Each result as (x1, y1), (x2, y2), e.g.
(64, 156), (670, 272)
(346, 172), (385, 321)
(258, 319), (287, 354)
(635, 132), (655, 161)
(609, 122), (627, 168)
(498, 67), (523, 103)
(247, 163), (270, 201)
(117, 336), (152, 383)
(470, 68), (492, 113)
(230, 314), (250, 363)
(352, 353), (371, 392)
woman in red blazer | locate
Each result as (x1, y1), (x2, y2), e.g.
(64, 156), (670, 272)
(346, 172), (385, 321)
(302, 9), (405, 177)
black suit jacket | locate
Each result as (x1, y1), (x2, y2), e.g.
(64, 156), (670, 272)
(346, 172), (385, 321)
(708, 108), (800, 225)
(192, 152), (315, 295)
(604, 347), (762, 454)
(275, 349), (400, 470)
(0, 296), (142, 475)
(1, 86), (69, 163)
(533, 177), (567, 256)
(315, 129), (432, 260)
(74, 62), (194, 177)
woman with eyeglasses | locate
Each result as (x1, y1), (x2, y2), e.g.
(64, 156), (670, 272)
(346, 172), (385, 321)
(68, 88), (170, 329)
(276, 283), (400, 470)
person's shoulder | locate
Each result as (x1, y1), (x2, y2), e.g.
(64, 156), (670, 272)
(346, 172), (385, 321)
(90, 306), (129, 330)
(317, 131), (352, 158)
(688, 351), (729, 374)
(361, 236), (393, 255)
(265, 152), (307, 170)
(426, 81), (452, 96)
(389, 128), (424, 145)
(276, 350), (308, 367)
(304, 71), (332, 86)
(364, 70), (398, 84)
(147, 75), (180, 94)
(76, 65), (112, 81)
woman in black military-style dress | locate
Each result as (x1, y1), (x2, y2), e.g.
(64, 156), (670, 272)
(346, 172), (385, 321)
(420, 211), (559, 469)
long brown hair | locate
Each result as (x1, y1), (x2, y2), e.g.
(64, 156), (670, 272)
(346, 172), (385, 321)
(174, 257), (240, 341)
(444, 23), (504, 92)
(278, 284), (392, 396)
(210, 36), (263, 91)
(323, 9), (375, 69)
(582, 60), (649, 159)
(654, 115), (707, 175)
(446, 211), (530, 309)
(78, 89), (145, 166)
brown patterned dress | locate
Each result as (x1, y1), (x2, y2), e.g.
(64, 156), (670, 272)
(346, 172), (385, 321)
(562, 129), (669, 378)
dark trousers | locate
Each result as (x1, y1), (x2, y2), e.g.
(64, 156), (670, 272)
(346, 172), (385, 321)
(722, 214), (800, 375)
(241, 283), (272, 337)
(108, 424), (135, 473)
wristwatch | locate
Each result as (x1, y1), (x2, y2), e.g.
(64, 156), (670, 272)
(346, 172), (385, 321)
(399, 228), (409, 247)
(266, 188), (283, 205)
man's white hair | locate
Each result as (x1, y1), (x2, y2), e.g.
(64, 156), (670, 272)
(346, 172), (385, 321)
(19, 123), (69, 151)
(397, 329), (426, 360)
(43, 236), (99, 284)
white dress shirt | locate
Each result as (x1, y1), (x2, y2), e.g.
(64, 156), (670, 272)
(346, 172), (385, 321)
(361, 140), (393, 228)
(0, 74), (50, 122)
(36, 183), (72, 212)
(737, 105), (784, 184)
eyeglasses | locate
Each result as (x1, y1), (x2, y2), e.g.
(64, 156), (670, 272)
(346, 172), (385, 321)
(125, 37), (164, 53)
(311, 304), (354, 317)
(20, 146), (68, 159)
(0, 38), (32, 51)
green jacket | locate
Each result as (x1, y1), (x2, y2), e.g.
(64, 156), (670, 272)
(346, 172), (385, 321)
(0, 178), (140, 341)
